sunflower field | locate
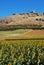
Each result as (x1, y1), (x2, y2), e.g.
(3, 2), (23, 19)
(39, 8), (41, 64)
(0, 40), (44, 65)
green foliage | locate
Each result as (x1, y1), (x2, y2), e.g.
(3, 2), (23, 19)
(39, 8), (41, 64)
(0, 25), (43, 31)
(0, 40), (44, 65)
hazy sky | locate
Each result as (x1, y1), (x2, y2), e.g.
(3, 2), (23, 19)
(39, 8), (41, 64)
(0, 0), (44, 18)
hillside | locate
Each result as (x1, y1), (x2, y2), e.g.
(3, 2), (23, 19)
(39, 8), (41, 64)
(0, 11), (44, 40)
(0, 11), (44, 27)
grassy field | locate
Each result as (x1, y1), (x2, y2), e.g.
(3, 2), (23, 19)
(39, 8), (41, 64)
(0, 29), (44, 40)
(0, 29), (30, 36)
(0, 40), (44, 65)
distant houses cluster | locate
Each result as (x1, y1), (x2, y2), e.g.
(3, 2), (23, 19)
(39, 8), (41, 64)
(12, 10), (44, 17)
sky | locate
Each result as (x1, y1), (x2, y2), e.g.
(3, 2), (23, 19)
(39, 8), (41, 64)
(0, 0), (44, 18)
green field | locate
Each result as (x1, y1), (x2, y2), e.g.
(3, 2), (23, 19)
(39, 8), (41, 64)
(0, 29), (30, 36)
(0, 29), (44, 40)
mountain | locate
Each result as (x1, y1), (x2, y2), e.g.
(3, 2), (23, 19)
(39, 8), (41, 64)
(0, 11), (44, 30)
(0, 11), (44, 25)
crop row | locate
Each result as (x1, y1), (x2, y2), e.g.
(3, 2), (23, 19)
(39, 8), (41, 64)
(0, 40), (44, 65)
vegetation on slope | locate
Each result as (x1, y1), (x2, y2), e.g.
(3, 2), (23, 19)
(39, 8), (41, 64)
(0, 11), (44, 30)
